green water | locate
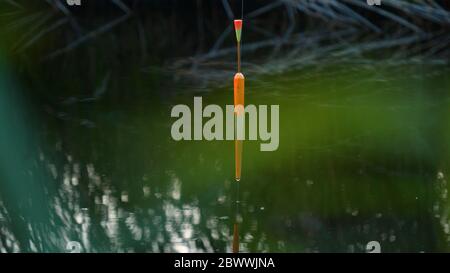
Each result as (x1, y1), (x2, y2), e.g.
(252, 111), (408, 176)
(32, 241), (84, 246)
(1, 61), (450, 252)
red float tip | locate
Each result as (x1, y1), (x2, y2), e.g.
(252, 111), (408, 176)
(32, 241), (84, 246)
(234, 20), (243, 31)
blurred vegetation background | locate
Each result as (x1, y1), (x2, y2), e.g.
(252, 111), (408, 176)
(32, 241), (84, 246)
(0, 0), (449, 90)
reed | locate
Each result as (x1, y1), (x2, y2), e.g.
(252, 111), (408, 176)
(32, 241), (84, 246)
(0, 0), (449, 87)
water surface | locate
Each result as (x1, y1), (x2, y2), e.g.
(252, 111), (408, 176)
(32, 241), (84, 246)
(1, 61), (449, 252)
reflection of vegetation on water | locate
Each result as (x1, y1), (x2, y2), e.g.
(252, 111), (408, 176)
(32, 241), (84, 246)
(1, 54), (450, 252)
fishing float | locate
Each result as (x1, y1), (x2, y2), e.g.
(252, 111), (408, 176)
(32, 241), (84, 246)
(234, 19), (244, 182)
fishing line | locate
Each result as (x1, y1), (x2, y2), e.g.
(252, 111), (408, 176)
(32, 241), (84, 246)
(236, 0), (244, 72)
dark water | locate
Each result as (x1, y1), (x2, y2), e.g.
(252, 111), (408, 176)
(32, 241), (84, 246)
(1, 60), (450, 252)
